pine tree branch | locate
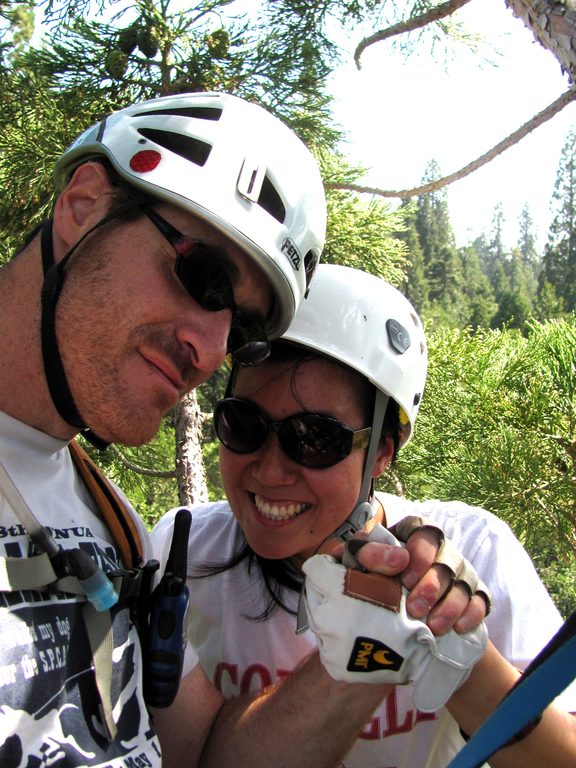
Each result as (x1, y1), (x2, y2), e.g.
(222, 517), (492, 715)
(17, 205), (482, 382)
(354, 0), (473, 69)
(509, 475), (576, 500)
(108, 444), (176, 478)
(326, 85), (576, 199)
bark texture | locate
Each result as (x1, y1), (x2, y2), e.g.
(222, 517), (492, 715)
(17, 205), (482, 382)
(507, 0), (576, 82)
(174, 391), (209, 506)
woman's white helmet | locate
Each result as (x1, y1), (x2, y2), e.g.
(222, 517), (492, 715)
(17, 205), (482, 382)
(281, 264), (427, 445)
(54, 91), (326, 337)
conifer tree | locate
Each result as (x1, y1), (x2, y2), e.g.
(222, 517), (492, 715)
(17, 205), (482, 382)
(518, 203), (540, 272)
(541, 127), (576, 313)
(459, 242), (497, 329)
(534, 278), (565, 321)
(397, 200), (429, 315)
(415, 160), (466, 326)
(482, 202), (508, 283)
(492, 248), (534, 329)
(515, 204), (540, 307)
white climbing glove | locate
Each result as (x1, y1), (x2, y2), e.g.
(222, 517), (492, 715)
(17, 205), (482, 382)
(302, 527), (488, 712)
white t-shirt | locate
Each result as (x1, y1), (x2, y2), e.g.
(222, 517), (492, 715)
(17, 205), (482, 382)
(0, 410), (162, 767)
(153, 493), (576, 768)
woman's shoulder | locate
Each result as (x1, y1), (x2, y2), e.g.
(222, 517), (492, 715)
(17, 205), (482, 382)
(377, 491), (516, 552)
(187, 500), (238, 540)
(151, 500), (238, 563)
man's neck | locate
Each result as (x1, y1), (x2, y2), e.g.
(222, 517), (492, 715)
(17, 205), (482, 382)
(0, 243), (76, 440)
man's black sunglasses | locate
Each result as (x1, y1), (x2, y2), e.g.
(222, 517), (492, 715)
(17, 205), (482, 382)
(142, 207), (270, 367)
(214, 397), (372, 469)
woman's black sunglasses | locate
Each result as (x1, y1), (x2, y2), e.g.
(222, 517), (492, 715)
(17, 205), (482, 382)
(214, 397), (372, 469)
(142, 207), (270, 366)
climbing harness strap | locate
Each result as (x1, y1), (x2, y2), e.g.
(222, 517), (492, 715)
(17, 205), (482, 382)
(0, 443), (156, 740)
(68, 439), (144, 568)
(447, 608), (576, 768)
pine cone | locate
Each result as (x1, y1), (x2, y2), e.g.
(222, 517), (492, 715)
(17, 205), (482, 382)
(137, 26), (160, 58)
(105, 49), (129, 80)
(118, 25), (138, 55)
(206, 28), (230, 59)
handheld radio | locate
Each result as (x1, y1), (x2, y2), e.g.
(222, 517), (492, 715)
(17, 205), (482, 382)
(144, 508), (192, 708)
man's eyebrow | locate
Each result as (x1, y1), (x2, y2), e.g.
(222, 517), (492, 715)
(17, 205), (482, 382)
(222, 254), (240, 283)
(192, 237), (240, 283)
(211, 246), (273, 321)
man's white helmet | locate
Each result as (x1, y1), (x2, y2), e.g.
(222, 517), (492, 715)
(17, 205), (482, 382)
(55, 91), (326, 337)
(281, 264), (427, 445)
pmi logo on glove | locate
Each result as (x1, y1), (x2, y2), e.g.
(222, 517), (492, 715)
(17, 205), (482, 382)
(346, 636), (404, 673)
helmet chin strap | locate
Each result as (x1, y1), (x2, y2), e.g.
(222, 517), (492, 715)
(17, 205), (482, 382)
(328, 389), (390, 543)
(40, 197), (148, 450)
(41, 220), (88, 431)
(296, 389), (390, 633)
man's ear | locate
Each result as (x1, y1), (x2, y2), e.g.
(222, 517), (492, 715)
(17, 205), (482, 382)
(372, 436), (394, 478)
(52, 162), (114, 254)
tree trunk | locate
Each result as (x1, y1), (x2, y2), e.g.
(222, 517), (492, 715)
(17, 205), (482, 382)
(173, 391), (208, 506)
(506, 0), (576, 81)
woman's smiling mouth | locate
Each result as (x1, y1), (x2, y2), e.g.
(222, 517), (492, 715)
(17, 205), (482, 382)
(253, 493), (309, 521)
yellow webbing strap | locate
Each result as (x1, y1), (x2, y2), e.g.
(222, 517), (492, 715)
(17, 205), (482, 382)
(68, 440), (144, 569)
(68, 440), (145, 742)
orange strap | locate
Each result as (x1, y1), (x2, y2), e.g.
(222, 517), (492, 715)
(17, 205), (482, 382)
(68, 440), (144, 569)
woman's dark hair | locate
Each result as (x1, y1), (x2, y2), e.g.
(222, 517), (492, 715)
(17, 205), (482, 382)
(190, 339), (401, 621)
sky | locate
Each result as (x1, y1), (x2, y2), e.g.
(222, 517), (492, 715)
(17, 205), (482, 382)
(327, 0), (576, 250)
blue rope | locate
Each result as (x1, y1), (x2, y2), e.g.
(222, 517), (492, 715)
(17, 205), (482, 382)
(448, 615), (576, 768)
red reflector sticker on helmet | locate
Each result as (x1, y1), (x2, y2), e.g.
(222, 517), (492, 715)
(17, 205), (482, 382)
(130, 150), (161, 173)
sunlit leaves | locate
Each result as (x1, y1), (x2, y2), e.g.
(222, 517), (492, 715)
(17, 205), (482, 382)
(388, 318), (576, 561)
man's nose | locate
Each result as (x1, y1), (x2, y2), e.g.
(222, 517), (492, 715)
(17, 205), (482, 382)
(176, 307), (232, 377)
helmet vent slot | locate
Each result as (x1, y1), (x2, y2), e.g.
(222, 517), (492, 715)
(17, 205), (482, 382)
(258, 175), (286, 223)
(137, 128), (212, 167)
(132, 106), (222, 121)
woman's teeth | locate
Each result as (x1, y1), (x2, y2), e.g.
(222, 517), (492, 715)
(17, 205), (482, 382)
(254, 494), (308, 521)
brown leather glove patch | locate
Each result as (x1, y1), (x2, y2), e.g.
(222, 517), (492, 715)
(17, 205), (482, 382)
(343, 569), (403, 612)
